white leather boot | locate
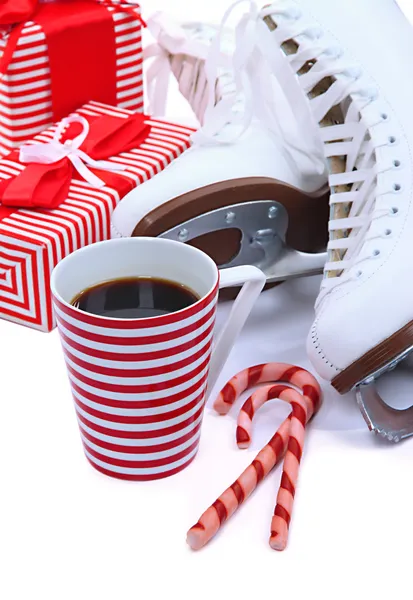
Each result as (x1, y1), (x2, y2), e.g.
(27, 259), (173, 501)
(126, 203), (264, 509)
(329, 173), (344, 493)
(111, 9), (329, 279)
(240, 0), (413, 439)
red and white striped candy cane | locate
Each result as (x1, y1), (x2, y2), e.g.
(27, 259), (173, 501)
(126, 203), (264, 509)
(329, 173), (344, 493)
(186, 415), (291, 551)
(236, 383), (317, 550)
(187, 364), (321, 551)
(270, 391), (308, 551)
(214, 363), (321, 416)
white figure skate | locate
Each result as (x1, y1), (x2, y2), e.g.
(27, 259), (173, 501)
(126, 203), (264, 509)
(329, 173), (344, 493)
(232, 0), (413, 440)
(111, 11), (330, 283)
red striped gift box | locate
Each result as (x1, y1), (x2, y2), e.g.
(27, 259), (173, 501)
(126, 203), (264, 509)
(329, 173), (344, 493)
(0, 1), (144, 156)
(0, 100), (195, 331)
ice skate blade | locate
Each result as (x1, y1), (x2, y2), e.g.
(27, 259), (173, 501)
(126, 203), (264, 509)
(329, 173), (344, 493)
(354, 346), (413, 441)
(132, 178), (330, 266)
(159, 200), (287, 269)
(356, 382), (413, 442)
(159, 200), (327, 281)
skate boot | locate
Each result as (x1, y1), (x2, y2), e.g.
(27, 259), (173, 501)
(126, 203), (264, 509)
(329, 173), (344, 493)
(235, 0), (413, 439)
(111, 9), (330, 283)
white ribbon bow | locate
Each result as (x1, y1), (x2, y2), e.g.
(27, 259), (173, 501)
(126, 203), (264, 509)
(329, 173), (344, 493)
(19, 115), (127, 188)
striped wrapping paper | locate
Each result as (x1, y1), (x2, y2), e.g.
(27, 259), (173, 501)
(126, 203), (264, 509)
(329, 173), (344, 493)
(0, 100), (195, 332)
(0, 2), (144, 156)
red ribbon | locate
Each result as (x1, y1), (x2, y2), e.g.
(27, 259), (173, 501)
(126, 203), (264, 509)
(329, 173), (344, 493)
(0, 0), (37, 26)
(0, 111), (150, 210)
(0, 1), (145, 122)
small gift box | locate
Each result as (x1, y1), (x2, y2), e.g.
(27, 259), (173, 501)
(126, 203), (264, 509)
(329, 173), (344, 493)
(0, 0), (144, 155)
(0, 100), (195, 331)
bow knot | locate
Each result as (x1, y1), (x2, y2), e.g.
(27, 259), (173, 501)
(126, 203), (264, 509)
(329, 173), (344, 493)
(20, 115), (124, 189)
(0, 110), (151, 209)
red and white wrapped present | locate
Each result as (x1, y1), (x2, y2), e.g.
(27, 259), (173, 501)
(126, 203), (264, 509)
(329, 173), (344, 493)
(0, 100), (195, 331)
(0, 0), (144, 155)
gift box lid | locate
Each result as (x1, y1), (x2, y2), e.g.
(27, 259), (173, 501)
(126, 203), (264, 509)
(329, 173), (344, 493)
(0, 1), (145, 155)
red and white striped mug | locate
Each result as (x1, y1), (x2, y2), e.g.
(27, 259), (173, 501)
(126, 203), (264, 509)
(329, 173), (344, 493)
(51, 237), (265, 481)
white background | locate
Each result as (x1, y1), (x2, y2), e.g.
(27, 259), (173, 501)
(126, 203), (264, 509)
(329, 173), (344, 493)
(2, 1), (413, 599)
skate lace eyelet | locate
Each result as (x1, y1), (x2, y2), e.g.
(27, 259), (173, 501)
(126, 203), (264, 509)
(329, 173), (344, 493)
(393, 183), (402, 192)
(356, 270), (363, 278)
(384, 228), (392, 237)
(393, 159), (401, 168)
(381, 113), (389, 121)
(388, 136), (397, 145)
(389, 206), (399, 216)
(372, 249), (381, 257)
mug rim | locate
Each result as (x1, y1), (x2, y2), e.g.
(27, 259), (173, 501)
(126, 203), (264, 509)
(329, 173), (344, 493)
(50, 237), (220, 324)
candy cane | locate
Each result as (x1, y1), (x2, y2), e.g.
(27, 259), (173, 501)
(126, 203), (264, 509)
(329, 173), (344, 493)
(214, 363), (321, 416)
(236, 383), (316, 550)
(186, 415), (291, 551)
(187, 364), (322, 551)
(270, 392), (308, 551)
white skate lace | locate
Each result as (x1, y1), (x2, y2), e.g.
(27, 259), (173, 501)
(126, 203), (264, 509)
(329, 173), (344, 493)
(145, 4), (327, 179)
(205, 0), (388, 306)
(146, 1), (388, 302)
(193, 0), (327, 179)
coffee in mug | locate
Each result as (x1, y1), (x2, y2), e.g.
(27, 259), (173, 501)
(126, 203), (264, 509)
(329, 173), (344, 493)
(71, 277), (200, 319)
